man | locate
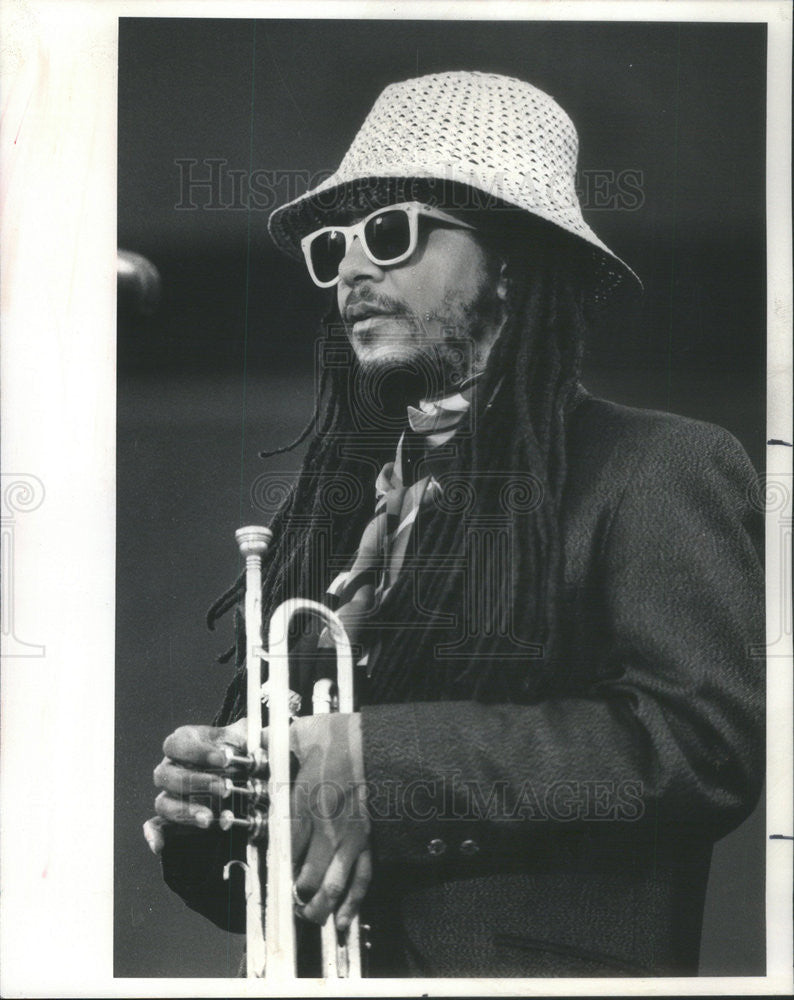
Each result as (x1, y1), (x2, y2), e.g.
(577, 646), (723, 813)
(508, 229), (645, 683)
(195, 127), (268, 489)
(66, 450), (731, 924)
(145, 71), (764, 977)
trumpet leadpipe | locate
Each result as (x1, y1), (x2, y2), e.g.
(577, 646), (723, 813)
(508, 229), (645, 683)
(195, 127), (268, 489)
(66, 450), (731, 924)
(234, 525), (272, 978)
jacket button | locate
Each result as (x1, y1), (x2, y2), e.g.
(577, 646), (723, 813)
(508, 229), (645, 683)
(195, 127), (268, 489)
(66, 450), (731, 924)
(459, 838), (479, 857)
(427, 838), (446, 857)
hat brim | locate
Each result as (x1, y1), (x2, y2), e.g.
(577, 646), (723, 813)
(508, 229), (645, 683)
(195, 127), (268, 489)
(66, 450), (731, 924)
(268, 173), (642, 305)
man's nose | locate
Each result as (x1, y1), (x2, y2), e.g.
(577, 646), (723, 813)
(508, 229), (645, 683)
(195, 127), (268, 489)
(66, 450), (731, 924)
(338, 235), (384, 286)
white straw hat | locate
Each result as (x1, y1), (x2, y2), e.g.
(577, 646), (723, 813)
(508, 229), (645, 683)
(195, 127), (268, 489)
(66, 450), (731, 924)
(268, 71), (640, 302)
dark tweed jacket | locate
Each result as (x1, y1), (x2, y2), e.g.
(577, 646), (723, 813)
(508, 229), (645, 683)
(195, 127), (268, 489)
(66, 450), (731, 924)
(161, 389), (764, 977)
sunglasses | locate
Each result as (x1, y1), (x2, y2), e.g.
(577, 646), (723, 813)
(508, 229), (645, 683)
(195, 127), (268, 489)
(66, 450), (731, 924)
(300, 201), (476, 288)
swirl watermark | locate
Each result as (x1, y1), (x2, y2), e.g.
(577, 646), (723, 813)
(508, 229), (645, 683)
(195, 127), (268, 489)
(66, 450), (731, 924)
(250, 470), (366, 518)
(748, 471), (792, 659)
(1, 473), (46, 656)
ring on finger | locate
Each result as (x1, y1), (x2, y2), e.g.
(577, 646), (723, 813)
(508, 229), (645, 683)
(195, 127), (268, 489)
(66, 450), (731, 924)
(292, 882), (310, 914)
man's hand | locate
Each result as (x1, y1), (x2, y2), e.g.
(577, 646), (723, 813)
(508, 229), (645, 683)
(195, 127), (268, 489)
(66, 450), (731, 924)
(145, 712), (371, 931)
(289, 712), (371, 932)
(145, 718), (251, 853)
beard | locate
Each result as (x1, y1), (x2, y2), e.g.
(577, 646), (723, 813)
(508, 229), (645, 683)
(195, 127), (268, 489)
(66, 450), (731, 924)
(344, 280), (504, 417)
(353, 342), (466, 415)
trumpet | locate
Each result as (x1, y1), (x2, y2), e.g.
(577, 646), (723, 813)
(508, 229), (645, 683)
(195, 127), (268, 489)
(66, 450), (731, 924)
(221, 525), (362, 980)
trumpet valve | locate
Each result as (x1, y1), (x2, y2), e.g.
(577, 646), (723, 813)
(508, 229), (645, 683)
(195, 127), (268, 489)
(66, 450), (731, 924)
(216, 745), (268, 773)
(219, 809), (266, 840)
(220, 777), (267, 800)
(312, 677), (337, 714)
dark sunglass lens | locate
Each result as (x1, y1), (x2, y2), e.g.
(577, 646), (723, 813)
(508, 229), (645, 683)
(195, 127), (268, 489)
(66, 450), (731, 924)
(364, 210), (411, 262)
(310, 230), (346, 283)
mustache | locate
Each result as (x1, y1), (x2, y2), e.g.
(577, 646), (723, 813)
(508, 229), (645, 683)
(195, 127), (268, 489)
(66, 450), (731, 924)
(341, 289), (410, 325)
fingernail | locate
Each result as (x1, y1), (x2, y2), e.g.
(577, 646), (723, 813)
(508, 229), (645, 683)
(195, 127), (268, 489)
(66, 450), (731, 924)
(195, 810), (212, 828)
(142, 820), (164, 855)
(207, 749), (228, 768)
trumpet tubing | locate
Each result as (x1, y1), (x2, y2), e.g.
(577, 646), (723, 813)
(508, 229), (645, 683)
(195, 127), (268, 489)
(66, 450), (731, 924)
(234, 525), (271, 978)
(233, 525), (362, 980)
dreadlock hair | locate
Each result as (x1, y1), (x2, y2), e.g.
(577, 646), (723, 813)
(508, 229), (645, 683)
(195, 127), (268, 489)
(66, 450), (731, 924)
(210, 207), (590, 724)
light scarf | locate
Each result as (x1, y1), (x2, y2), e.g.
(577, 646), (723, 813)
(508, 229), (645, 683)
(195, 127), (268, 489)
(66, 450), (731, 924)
(319, 381), (478, 671)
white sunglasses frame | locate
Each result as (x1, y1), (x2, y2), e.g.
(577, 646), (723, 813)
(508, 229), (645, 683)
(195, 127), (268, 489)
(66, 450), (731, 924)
(299, 201), (476, 288)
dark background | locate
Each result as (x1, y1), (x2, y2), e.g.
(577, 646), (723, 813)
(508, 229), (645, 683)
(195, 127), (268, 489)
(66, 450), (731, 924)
(116, 18), (767, 978)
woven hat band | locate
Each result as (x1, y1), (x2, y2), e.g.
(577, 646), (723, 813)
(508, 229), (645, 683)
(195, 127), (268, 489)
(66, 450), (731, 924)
(268, 71), (640, 302)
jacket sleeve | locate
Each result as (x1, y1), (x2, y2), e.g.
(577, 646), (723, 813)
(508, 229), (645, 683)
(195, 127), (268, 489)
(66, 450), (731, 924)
(360, 420), (765, 865)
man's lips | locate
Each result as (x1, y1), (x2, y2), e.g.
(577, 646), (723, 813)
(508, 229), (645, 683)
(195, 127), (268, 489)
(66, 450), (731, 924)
(344, 302), (394, 324)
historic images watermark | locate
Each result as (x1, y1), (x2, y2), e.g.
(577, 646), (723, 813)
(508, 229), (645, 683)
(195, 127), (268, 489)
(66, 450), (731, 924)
(174, 158), (645, 214)
(305, 775), (646, 824)
(181, 775), (646, 828)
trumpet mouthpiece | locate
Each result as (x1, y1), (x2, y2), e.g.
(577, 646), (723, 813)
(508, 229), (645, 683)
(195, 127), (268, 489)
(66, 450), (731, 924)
(236, 525), (273, 557)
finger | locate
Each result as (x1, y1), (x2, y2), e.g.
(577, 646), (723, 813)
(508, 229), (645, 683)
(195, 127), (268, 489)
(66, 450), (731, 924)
(162, 719), (248, 769)
(154, 790), (214, 829)
(299, 840), (360, 926)
(293, 828), (335, 906)
(334, 848), (372, 932)
(153, 758), (230, 799)
(142, 816), (168, 855)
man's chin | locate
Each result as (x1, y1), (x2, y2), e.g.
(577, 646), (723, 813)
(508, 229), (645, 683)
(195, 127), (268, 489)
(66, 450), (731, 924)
(356, 345), (424, 374)
(355, 348), (453, 409)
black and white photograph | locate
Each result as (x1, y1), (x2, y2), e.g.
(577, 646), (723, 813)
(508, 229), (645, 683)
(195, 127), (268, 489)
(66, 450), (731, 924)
(1, 2), (792, 996)
(121, 12), (770, 983)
